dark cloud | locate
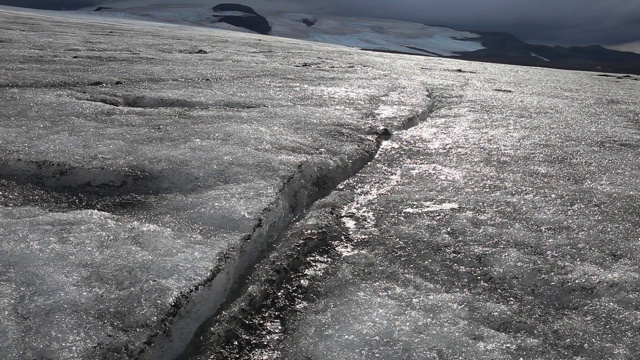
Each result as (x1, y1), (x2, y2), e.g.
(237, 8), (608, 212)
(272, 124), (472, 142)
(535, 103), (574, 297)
(0, 0), (96, 10)
(316, 0), (640, 47)
(1, 0), (638, 47)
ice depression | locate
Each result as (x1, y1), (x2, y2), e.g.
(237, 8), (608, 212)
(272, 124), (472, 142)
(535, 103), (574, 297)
(0, 7), (434, 359)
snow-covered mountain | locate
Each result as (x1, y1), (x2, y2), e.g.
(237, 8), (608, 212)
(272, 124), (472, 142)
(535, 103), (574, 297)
(89, 3), (484, 57)
(87, 3), (640, 75)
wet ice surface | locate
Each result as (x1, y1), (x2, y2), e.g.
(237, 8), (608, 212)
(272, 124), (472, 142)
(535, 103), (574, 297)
(0, 7), (433, 359)
(2, 6), (639, 360)
(278, 67), (640, 358)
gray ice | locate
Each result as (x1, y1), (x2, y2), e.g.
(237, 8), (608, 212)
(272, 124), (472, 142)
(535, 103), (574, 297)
(1, 5), (639, 360)
(0, 6), (432, 359)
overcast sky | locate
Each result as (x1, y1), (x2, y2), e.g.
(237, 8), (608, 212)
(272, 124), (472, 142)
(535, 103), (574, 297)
(1, 0), (639, 50)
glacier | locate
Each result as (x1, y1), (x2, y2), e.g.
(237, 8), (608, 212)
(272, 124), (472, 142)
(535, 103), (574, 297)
(80, 4), (485, 57)
(0, 5), (432, 359)
(270, 67), (640, 359)
(81, 3), (640, 75)
(1, 4), (640, 360)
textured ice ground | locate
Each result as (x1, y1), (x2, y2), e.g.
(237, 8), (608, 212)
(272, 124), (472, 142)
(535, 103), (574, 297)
(276, 61), (640, 359)
(2, 5), (639, 360)
(0, 6), (434, 359)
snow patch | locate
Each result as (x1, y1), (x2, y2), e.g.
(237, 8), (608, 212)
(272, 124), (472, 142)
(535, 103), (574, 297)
(530, 52), (550, 62)
(307, 29), (483, 57)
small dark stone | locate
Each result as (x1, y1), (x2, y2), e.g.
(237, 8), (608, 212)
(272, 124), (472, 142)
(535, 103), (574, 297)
(195, 49), (208, 54)
(372, 127), (392, 139)
(89, 81), (104, 86)
(114, 81), (124, 85)
(295, 62), (321, 68)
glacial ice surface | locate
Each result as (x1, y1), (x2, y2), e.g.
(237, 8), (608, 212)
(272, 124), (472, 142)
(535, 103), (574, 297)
(0, 6), (434, 359)
(2, 5), (639, 360)
(278, 61), (640, 359)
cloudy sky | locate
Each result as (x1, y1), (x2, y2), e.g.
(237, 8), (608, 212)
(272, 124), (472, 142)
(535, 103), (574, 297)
(1, 0), (639, 51)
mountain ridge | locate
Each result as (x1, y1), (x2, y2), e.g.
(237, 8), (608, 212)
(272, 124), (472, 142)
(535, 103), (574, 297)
(455, 31), (640, 74)
(89, 3), (640, 74)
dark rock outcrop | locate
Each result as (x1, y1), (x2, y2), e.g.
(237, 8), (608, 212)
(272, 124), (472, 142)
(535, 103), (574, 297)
(211, 3), (272, 35)
(94, 7), (113, 12)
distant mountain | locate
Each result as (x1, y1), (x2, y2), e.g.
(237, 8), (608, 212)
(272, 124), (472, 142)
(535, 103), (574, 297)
(89, 3), (640, 75)
(457, 32), (640, 75)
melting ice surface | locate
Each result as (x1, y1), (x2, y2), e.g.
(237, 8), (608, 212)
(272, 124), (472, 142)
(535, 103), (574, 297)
(0, 5), (433, 359)
(1, 4), (640, 360)
(276, 63), (640, 359)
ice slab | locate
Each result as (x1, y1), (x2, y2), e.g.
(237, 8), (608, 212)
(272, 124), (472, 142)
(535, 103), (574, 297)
(0, 7), (434, 359)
